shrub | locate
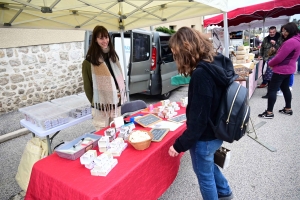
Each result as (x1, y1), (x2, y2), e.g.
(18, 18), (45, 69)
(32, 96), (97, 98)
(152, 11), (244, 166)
(155, 26), (176, 34)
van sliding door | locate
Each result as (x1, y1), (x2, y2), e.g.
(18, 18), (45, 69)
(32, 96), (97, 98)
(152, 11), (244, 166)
(160, 37), (179, 94)
(129, 30), (152, 94)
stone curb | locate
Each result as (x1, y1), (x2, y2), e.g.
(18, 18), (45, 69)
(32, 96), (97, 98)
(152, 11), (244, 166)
(0, 128), (30, 143)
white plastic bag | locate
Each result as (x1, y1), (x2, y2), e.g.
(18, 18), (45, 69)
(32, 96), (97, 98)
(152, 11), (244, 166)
(15, 137), (48, 191)
(262, 61), (268, 75)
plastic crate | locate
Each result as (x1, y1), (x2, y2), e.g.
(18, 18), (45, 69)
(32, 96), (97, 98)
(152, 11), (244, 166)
(19, 102), (70, 130)
(51, 95), (91, 118)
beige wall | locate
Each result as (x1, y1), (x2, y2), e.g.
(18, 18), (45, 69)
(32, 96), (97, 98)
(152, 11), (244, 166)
(0, 28), (85, 49)
(142, 17), (204, 32)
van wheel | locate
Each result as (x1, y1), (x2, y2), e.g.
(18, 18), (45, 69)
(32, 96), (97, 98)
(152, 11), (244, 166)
(160, 92), (171, 100)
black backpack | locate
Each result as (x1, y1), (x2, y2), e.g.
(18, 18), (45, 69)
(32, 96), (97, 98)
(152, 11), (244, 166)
(209, 81), (250, 143)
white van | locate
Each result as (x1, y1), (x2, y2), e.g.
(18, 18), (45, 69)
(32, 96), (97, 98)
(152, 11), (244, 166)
(84, 29), (180, 99)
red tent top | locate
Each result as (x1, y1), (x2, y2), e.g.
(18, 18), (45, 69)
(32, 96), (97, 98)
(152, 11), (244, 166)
(204, 0), (300, 27)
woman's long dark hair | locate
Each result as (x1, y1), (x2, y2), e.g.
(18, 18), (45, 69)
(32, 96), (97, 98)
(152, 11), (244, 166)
(86, 25), (119, 65)
(281, 22), (300, 42)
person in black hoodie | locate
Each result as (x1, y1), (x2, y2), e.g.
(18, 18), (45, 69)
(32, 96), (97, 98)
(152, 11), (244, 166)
(168, 27), (234, 200)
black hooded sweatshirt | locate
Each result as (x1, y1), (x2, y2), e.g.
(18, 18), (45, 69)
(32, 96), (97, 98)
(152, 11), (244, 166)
(173, 53), (236, 153)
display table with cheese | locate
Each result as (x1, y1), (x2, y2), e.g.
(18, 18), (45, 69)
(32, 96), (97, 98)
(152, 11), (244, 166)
(232, 45), (262, 98)
(25, 101), (187, 200)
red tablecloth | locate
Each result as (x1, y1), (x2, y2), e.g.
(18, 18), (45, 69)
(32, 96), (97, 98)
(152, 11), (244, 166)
(25, 104), (186, 200)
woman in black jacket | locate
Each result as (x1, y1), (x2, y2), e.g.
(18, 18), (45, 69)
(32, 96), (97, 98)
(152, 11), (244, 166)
(168, 27), (234, 200)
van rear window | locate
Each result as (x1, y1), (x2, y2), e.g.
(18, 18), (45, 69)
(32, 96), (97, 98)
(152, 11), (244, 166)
(133, 33), (150, 62)
(160, 37), (174, 63)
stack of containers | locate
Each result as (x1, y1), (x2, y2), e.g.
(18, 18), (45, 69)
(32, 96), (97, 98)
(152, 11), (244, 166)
(19, 102), (70, 130)
(51, 95), (91, 119)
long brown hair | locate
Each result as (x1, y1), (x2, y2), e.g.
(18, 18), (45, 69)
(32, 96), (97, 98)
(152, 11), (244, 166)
(169, 27), (215, 76)
(86, 25), (119, 65)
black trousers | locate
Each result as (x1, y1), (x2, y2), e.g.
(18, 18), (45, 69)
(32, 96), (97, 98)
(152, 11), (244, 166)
(267, 73), (292, 112)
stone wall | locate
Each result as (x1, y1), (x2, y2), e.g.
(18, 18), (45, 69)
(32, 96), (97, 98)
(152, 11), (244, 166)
(0, 42), (84, 115)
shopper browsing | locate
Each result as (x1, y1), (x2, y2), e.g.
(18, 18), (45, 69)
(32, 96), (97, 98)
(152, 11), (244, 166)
(168, 27), (234, 200)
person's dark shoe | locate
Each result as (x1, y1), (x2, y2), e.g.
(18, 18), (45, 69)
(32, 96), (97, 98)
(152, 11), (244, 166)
(218, 192), (234, 200)
(279, 108), (293, 116)
(258, 83), (268, 88)
(258, 110), (274, 119)
(261, 94), (268, 99)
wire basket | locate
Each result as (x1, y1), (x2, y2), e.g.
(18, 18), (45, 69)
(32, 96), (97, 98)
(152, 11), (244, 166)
(128, 131), (153, 150)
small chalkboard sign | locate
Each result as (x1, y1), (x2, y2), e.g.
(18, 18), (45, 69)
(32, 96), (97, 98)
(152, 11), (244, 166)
(135, 114), (162, 127)
(150, 128), (169, 142)
(168, 114), (186, 123)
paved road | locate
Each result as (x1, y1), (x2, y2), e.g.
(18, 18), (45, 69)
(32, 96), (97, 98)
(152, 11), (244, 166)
(1, 75), (300, 200)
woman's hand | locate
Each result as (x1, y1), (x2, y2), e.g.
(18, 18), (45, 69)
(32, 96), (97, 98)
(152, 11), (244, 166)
(169, 146), (179, 157)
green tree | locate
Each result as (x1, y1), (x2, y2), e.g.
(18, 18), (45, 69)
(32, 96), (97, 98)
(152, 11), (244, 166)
(155, 26), (176, 34)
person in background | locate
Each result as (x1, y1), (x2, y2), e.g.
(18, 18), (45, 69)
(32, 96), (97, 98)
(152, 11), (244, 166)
(168, 27), (234, 200)
(82, 25), (126, 131)
(297, 20), (300, 74)
(254, 34), (261, 47)
(258, 22), (300, 119)
(261, 47), (276, 98)
(258, 26), (283, 89)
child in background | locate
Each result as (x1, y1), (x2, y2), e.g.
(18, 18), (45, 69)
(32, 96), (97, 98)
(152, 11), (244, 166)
(261, 47), (276, 98)
(262, 48), (294, 98)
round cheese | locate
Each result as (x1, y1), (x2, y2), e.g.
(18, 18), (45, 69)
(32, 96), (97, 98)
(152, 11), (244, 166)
(236, 59), (246, 64)
(236, 55), (246, 60)
(236, 50), (246, 55)
(237, 46), (245, 50)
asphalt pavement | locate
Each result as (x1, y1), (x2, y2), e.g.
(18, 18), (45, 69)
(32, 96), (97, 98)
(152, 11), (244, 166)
(1, 75), (300, 200)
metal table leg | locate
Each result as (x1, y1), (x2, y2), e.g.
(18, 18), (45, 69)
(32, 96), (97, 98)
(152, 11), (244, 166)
(46, 135), (52, 155)
(245, 76), (276, 152)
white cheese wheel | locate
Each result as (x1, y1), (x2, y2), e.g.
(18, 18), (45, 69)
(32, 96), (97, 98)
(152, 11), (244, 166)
(236, 59), (246, 64)
(248, 53), (255, 60)
(237, 46), (245, 50)
(236, 50), (246, 55)
(129, 131), (150, 142)
(236, 55), (246, 60)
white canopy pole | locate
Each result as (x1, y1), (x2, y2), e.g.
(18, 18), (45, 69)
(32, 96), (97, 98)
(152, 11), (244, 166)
(223, 12), (229, 58)
(263, 18), (266, 39)
(249, 24), (251, 47)
(120, 29), (130, 102)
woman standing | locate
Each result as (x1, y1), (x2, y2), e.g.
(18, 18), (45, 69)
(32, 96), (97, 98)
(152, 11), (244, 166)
(82, 25), (126, 131)
(258, 22), (300, 119)
(168, 27), (234, 200)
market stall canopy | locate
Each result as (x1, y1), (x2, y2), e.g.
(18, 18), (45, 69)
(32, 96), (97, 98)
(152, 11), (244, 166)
(0, 0), (228, 30)
(228, 16), (290, 32)
(203, 0), (300, 27)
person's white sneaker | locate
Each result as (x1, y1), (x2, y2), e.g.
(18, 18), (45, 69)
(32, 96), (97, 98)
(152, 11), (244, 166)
(277, 90), (283, 96)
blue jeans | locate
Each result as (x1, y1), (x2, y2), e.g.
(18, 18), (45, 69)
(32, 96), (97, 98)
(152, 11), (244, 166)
(189, 139), (232, 200)
(297, 56), (300, 72)
(289, 74), (294, 87)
